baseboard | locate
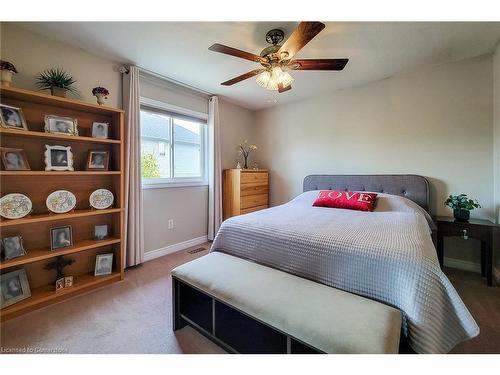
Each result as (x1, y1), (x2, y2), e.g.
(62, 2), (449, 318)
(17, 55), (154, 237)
(143, 235), (208, 262)
(443, 257), (481, 273)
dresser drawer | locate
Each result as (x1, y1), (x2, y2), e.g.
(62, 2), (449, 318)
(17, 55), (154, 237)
(241, 194), (268, 210)
(241, 172), (268, 185)
(438, 222), (487, 239)
(240, 205), (268, 215)
(240, 183), (268, 197)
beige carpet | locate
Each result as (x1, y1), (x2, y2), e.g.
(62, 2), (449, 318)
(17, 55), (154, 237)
(0, 243), (498, 354)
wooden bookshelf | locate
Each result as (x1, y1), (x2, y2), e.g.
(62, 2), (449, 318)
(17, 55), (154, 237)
(0, 85), (125, 321)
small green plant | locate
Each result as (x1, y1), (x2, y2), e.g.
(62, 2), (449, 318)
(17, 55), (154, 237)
(35, 68), (77, 92)
(444, 194), (481, 211)
(141, 153), (160, 178)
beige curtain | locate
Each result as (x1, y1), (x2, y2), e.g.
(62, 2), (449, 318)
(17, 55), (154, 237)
(123, 66), (144, 267)
(208, 96), (222, 240)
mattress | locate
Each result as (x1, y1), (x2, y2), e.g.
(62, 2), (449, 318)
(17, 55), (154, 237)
(210, 191), (479, 354)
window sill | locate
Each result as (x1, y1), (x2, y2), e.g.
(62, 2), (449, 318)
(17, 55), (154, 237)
(142, 181), (208, 189)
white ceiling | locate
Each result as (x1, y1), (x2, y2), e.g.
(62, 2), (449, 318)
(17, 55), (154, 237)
(17, 22), (500, 110)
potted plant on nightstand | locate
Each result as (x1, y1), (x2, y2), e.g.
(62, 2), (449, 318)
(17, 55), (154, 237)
(444, 194), (481, 221)
(35, 68), (77, 97)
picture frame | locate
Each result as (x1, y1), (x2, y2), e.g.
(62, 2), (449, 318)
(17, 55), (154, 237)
(55, 278), (65, 292)
(44, 145), (74, 171)
(86, 150), (109, 171)
(94, 224), (109, 240)
(0, 104), (28, 130)
(44, 115), (79, 136)
(1, 269), (31, 308)
(92, 122), (110, 139)
(94, 253), (113, 276)
(50, 225), (73, 251)
(0, 147), (31, 171)
(64, 276), (73, 288)
(1, 235), (27, 260)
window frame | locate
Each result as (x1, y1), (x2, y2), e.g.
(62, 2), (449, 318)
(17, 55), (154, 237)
(140, 97), (209, 189)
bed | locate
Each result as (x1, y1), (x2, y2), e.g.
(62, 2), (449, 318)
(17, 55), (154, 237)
(211, 174), (479, 354)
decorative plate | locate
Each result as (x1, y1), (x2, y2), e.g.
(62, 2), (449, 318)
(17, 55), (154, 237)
(46, 190), (77, 214)
(89, 189), (114, 210)
(0, 193), (33, 219)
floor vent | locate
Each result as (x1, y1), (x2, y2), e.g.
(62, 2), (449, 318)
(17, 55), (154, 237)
(188, 247), (207, 254)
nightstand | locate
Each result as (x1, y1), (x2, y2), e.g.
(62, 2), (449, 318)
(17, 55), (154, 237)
(433, 215), (496, 286)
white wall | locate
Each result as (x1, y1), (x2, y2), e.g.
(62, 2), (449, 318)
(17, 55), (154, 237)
(254, 55), (494, 264)
(0, 23), (122, 108)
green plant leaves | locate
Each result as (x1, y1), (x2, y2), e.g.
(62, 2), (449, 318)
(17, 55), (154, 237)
(444, 194), (481, 210)
(35, 68), (76, 92)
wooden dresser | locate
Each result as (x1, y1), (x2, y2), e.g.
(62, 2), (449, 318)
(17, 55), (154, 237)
(223, 169), (269, 220)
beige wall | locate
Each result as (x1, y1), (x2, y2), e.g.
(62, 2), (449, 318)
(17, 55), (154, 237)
(0, 23), (122, 108)
(219, 99), (257, 170)
(254, 55), (494, 264)
(494, 43), (500, 270)
(494, 43), (500, 225)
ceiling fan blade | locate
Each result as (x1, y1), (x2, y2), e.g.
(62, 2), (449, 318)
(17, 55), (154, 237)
(221, 69), (266, 86)
(209, 43), (265, 63)
(278, 22), (325, 60)
(278, 83), (292, 93)
(288, 58), (349, 71)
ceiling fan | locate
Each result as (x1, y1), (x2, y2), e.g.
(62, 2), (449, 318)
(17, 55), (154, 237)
(208, 22), (348, 93)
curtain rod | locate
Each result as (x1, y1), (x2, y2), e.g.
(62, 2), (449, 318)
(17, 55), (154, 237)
(121, 65), (213, 97)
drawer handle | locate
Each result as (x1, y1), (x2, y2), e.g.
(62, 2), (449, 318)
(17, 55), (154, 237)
(463, 229), (468, 240)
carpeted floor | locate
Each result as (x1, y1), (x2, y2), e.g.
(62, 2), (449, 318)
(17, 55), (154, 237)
(0, 243), (498, 354)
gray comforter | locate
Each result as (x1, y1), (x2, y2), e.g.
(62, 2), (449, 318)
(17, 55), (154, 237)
(211, 191), (479, 354)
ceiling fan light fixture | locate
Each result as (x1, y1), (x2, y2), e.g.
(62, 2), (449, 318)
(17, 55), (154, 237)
(256, 67), (294, 91)
(256, 70), (271, 89)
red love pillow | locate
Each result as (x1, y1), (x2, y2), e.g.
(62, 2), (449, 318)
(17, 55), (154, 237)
(312, 190), (378, 212)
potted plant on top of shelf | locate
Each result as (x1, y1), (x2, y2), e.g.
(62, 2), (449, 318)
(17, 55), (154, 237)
(0, 60), (18, 87)
(35, 68), (77, 98)
(444, 194), (481, 221)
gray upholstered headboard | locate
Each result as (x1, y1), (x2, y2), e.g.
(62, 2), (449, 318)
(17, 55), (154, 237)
(303, 174), (430, 212)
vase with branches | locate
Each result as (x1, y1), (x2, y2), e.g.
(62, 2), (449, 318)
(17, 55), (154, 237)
(237, 140), (257, 169)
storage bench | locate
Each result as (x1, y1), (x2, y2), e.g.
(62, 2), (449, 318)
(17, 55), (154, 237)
(172, 252), (402, 354)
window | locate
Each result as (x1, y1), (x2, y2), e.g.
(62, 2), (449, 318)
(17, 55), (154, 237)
(140, 105), (207, 187)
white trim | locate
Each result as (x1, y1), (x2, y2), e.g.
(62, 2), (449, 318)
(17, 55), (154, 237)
(142, 235), (208, 262)
(142, 181), (208, 189)
(140, 97), (208, 121)
(137, 67), (212, 97)
(444, 257), (481, 273)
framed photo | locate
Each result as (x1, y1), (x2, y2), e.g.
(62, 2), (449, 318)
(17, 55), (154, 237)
(87, 150), (109, 170)
(1, 269), (31, 308)
(44, 115), (78, 136)
(44, 145), (74, 171)
(55, 278), (65, 292)
(1, 235), (27, 260)
(0, 104), (28, 130)
(64, 276), (73, 288)
(94, 253), (113, 276)
(94, 224), (109, 240)
(0, 147), (30, 171)
(92, 122), (109, 139)
(50, 225), (73, 250)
